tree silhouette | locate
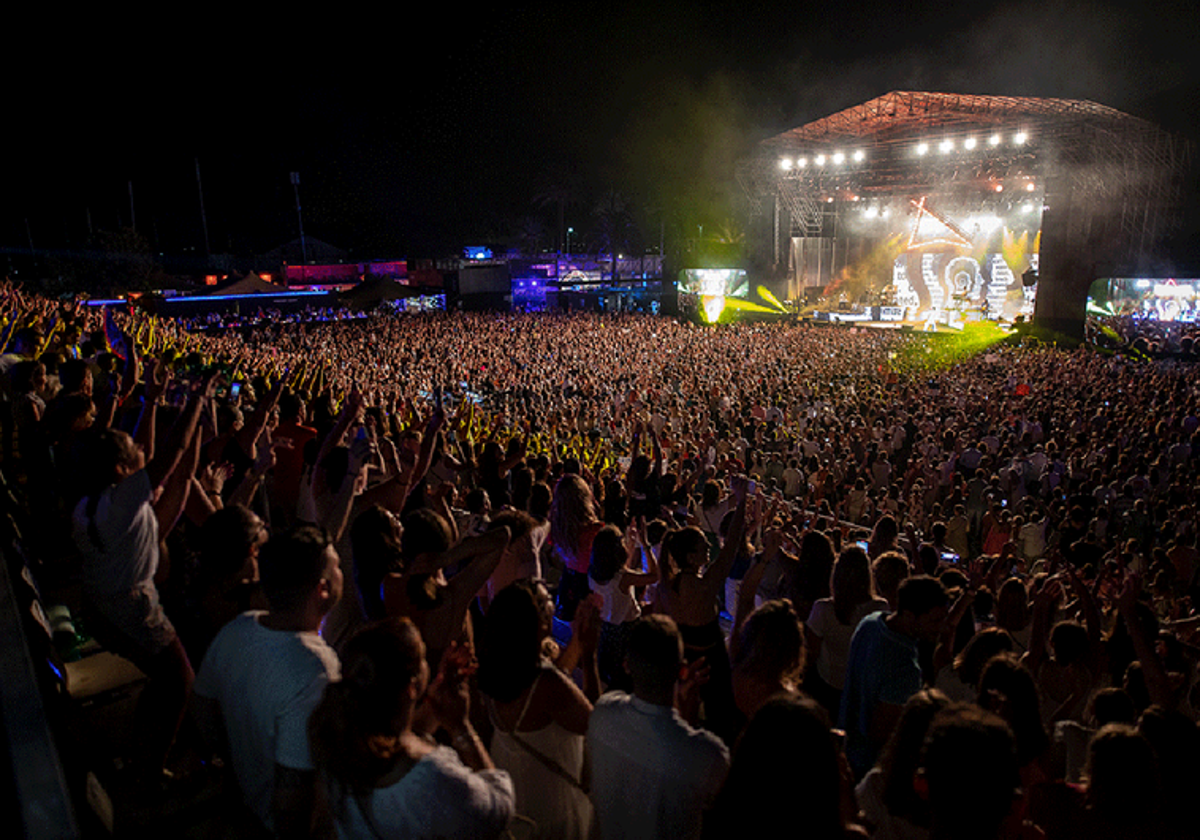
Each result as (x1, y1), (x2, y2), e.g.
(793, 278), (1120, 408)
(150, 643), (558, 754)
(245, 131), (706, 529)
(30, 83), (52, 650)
(532, 163), (585, 254)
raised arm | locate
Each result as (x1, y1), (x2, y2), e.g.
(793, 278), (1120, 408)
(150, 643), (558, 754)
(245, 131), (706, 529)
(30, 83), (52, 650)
(619, 522), (660, 588)
(445, 526), (512, 633)
(234, 376), (285, 461)
(932, 587), (975, 675)
(700, 476), (749, 595)
(1116, 572), (1174, 710)
(146, 373), (217, 491)
(152, 419), (203, 583)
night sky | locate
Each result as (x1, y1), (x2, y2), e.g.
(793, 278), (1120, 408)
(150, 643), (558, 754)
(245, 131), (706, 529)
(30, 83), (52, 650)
(5, 1), (1197, 265)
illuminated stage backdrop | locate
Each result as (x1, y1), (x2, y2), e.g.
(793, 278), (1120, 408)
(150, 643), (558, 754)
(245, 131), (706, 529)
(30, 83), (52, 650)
(886, 195), (1041, 324)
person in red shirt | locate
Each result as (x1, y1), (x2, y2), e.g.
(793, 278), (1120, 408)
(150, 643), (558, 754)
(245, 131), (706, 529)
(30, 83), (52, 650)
(272, 391), (317, 525)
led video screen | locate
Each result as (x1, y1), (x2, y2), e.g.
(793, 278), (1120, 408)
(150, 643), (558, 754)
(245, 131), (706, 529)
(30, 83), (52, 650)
(805, 194), (1042, 326)
(1088, 278), (1200, 322)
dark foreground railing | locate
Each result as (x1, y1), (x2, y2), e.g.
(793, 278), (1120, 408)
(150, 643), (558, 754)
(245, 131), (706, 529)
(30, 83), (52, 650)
(0, 548), (79, 838)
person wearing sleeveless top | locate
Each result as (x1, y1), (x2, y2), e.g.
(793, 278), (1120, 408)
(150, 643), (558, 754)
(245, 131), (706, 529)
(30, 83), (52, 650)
(589, 523), (660, 692)
(479, 580), (594, 839)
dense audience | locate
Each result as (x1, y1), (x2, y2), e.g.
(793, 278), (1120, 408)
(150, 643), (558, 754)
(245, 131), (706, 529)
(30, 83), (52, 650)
(4, 279), (1200, 839)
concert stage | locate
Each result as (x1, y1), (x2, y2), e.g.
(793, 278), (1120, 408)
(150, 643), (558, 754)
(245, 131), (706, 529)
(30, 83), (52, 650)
(737, 92), (1192, 336)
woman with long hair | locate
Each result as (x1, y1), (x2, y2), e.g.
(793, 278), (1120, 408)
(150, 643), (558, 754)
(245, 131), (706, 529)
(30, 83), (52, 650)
(731, 599), (806, 720)
(867, 514), (901, 561)
(350, 504), (405, 622)
(805, 546), (890, 718)
(477, 580), (594, 839)
(976, 653), (1050, 792)
(855, 688), (951, 840)
(309, 618), (514, 839)
(549, 474), (604, 621)
(588, 524), (659, 691)
(704, 694), (865, 838)
(791, 529), (838, 624)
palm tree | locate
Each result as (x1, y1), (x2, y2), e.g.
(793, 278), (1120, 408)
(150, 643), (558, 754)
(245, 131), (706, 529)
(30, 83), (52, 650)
(592, 190), (636, 281)
(510, 216), (549, 256)
(532, 164), (585, 254)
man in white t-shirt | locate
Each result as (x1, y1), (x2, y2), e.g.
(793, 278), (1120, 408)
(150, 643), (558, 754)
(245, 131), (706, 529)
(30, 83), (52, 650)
(193, 525), (342, 837)
(587, 615), (729, 840)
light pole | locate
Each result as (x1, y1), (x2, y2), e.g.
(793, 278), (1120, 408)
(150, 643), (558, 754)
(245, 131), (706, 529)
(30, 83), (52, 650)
(290, 172), (308, 282)
(566, 227), (574, 257)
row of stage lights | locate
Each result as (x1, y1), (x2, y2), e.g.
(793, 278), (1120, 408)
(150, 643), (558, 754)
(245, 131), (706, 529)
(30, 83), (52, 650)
(817, 181), (1039, 205)
(856, 200), (1042, 220)
(779, 149), (866, 170)
(778, 131), (1032, 171)
(916, 131), (1028, 156)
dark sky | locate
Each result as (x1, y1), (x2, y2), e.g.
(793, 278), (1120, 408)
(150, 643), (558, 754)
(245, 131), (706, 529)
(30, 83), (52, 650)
(5, 1), (1197, 263)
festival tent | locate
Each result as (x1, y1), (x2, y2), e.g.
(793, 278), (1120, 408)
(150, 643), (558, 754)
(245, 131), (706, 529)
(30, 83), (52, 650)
(201, 272), (283, 296)
(338, 277), (427, 309)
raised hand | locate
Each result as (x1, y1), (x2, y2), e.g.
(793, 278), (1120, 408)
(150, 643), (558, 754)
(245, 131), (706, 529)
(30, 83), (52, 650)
(424, 641), (477, 732)
(143, 356), (171, 403)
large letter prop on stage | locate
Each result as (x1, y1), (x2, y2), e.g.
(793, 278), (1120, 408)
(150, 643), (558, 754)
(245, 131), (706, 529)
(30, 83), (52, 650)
(890, 196), (1040, 328)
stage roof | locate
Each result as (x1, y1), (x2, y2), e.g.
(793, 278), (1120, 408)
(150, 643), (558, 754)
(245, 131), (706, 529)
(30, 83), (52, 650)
(759, 91), (1153, 148)
(740, 90), (1191, 243)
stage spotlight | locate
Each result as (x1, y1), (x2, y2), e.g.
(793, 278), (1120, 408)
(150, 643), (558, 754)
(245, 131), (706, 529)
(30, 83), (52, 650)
(865, 206), (879, 219)
(1025, 182), (1036, 192)
(798, 157), (808, 167)
(939, 139), (954, 153)
(1014, 132), (1028, 145)
(853, 150), (865, 162)
(989, 134), (1002, 146)
(916, 142), (929, 155)
(833, 152), (845, 164)
(780, 158), (792, 170)
(994, 184), (1004, 192)
(963, 137), (977, 150)
(815, 154), (826, 166)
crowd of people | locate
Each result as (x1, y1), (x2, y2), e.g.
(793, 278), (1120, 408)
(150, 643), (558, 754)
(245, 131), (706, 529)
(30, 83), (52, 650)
(4, 279), (1200, 839)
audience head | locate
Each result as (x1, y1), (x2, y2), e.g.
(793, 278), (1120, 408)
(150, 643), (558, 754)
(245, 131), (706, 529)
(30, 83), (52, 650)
(624, 615), (684, 703)
(919, 705), (1020, 840)
(197, 503), (268, 584)
(478, 579), (554, 703)
(714, 694), (846, 837)
(309, 618), (427, 796)
(1084, 723), (1161, 826)
(258, 524), (340, 616)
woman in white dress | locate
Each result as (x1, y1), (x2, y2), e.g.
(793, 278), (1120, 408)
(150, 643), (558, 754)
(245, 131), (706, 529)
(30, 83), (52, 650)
(478, 580), (594, 840)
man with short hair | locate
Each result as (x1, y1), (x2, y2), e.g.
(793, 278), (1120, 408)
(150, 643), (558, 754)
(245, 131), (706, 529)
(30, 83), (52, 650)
(840, 574), (949, 778)
(587, 615), (730, 840)
(193, 525), (342, 838)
